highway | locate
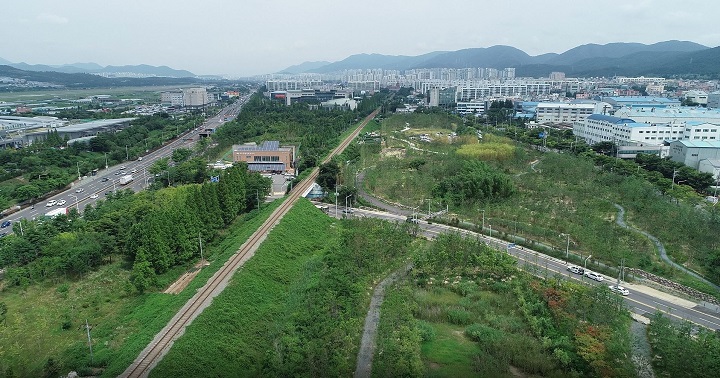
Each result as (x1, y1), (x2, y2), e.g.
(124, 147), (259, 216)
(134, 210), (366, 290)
(0, 94), (252, 234)
(327, 204), (720, 331)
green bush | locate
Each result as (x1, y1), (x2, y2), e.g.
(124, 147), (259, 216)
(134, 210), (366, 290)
(417, 320), (436, 342)
(446, 307), (473, 325)
(465, 323), (502, 343)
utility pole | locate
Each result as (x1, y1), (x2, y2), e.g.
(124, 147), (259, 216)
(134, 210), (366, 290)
(199, 232), (204, 263)
(125, 145), (129, 161)
(85, 319), (93, 363)
(481, 209), (485, 234)
(104, 152), (108, 170)
(425, 198), (432, 217)
(77, 161), (81, 181)
(335, 184), (339, 218)
(256, 190), (260, 210)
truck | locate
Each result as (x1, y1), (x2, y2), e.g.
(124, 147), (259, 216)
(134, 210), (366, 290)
(119, 174), (134, 185)
(46, 207), (68, 217)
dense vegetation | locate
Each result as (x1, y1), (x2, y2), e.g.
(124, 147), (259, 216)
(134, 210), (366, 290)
(373, 233), (635, 377)
(362, 112), (720, 291)
(211, 92), (385, 173)
(646, 314), (720, 377)
(150, 200), (416, 377)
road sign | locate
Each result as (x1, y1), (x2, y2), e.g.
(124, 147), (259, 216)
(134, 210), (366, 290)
(210, 176), (220, 183)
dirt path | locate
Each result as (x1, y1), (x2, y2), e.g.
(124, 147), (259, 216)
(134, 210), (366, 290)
(354, 264), (412, 378)
(614, 203), (720, 291)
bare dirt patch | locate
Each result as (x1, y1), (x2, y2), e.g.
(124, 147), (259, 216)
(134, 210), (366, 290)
(163, 260), (209, 294)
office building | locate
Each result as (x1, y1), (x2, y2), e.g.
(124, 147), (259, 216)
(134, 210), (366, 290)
(232, 141), (295, 173)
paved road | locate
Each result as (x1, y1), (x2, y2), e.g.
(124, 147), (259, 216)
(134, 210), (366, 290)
(326, 203), (720, 331)
(0, 94), (254, 234)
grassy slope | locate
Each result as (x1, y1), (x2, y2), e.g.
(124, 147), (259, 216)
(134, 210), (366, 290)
(149, 199), (338, 377)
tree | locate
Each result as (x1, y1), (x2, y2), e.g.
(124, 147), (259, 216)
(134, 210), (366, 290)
(317, 162), (340, 190)
(0, 302), (7, 325)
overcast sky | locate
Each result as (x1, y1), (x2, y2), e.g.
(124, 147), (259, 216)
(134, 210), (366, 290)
(3, 0), (719, 77)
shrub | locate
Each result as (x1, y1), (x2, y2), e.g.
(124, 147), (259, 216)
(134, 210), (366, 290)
(417, 320), (436, 342)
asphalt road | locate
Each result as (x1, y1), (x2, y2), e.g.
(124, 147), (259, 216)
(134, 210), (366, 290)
(326, 203), (720, 331)
(1, 94), (253, 235)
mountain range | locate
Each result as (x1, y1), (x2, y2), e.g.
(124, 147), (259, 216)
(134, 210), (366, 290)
(282, 40), (720, 78)
(0, 59), (195, 78)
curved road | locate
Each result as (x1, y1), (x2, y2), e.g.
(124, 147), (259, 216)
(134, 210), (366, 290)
(614, 203), (720, 292)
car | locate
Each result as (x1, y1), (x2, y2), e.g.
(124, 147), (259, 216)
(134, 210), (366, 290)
(104, 191), (113, 196)
(131, 168), (137, 173)
(56, 200), (66, 206)
(342, 208), (354, 214)
(566, 265), (584, 275)
(0, 232), (8, 238)
(75, 188), (85, 193)
(1, 221), (10, 228)
(584, 271), (604, 282)
(406, 217), (420, 224)
(115, 171), (121, 175)
(608, 285), (630, 296)
(102, 177), (110, 182)
(46, 200), (57, 207)
(90, 193), (99, 199)
(120, 166), (127, 170)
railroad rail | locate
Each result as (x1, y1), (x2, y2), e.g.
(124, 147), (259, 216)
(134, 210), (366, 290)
(121, 108), (380, 377)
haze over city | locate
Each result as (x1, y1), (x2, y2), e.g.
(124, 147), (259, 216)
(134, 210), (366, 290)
(3, 0), (720, 76)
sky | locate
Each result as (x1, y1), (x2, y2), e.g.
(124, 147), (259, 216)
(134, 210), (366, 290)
(2, 0), (720, 77)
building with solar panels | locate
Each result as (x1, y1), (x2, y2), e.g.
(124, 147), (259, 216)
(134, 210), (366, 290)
(232, 141), (295, 174)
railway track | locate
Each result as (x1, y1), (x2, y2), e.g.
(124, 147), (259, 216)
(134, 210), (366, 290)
(121, 108), (380, 377)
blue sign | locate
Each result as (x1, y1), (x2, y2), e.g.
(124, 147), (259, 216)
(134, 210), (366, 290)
(210, 176), (220, 183)
(538, 132), (546, 138)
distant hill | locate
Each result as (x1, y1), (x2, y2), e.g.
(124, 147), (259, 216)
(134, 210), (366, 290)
(413, 45), (534, 69)
(0, 65), (202, 88)
(0, 58), (196, 78)
(283, 40), (716, 78)
(541, 40), (707, 66)
(305, 51), (447, 73)
(278, 61), (332, 74)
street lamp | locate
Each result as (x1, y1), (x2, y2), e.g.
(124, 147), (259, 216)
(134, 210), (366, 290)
(582, 255), (592, 282)
(489, 224), (492, 239)
(560, 233), (570, 259)
(425, 198), (432, 217)
(345, 194), (353, 215)
(69, 194), (80, 212)
(125, 145), (129, 161)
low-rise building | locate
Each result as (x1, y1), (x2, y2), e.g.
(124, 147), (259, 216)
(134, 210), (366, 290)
(232, 141), (295, 174)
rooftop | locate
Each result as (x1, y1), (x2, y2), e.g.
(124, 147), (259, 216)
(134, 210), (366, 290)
(672, 140), (720, 148)
(58, 118), (136, 132)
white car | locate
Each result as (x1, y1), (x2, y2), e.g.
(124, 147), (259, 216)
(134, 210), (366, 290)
(75, 188), (85, 193)
(90, 193), (99, 199)
(57, 200), (66, 206)
(46, 200), (57, 207)
(608, 285), (630, 296)
(584, 271), (604, 282)
(131, 169), (137, 173)
(566, 265), (584, 275)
